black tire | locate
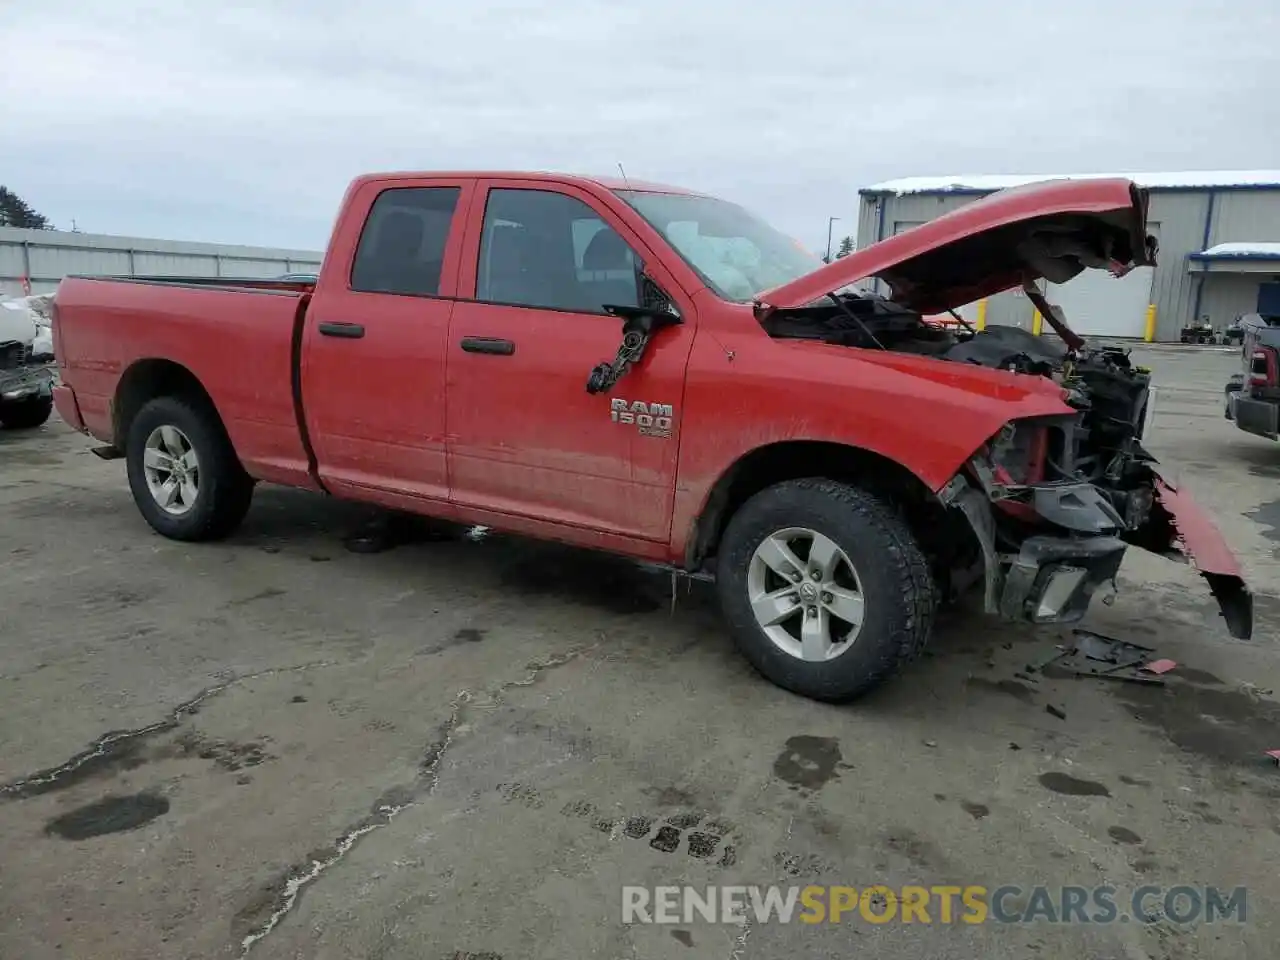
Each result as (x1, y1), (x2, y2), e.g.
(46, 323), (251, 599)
(715, 478), (936, 703)
(0, 394), (53, 430)
(125, 395), (254, 541)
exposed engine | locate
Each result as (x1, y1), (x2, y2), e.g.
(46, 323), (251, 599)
(763, 292), (1151, 462)
(762, 291), (1159, 540)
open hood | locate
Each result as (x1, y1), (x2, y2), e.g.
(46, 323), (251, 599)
(758, 177), (1157, 316)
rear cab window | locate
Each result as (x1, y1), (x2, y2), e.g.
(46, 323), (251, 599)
(350, 187), (462, 296)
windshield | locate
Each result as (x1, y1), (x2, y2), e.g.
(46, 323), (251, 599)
(615, 190), (822, 302)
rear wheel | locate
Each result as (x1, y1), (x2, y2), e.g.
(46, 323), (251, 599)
(715, 478), (936, 703)
(125, 396), (254, 541)
(0, 394), (53, 430)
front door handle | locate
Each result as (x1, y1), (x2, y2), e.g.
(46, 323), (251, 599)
(460, 337), (515, 356)
(318, 322), (365, 339)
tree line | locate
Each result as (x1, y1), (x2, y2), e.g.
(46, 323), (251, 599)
(0, 186), (51, 229)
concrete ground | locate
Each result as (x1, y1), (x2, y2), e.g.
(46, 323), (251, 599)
(2, 344), (1279, 960)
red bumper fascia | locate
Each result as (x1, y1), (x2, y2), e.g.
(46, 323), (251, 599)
(52, 383), (85, 433)
(1150, 473), (1252, 640)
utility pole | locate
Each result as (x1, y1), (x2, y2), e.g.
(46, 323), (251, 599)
(825, 216), (840, 262)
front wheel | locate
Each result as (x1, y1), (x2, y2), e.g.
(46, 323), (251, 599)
(0, 394), (53, 430)
(715, 478), (936, 703)
(125, 396), (254, 541)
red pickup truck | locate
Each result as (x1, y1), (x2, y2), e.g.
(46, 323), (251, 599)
(51, 171), (1252, 702)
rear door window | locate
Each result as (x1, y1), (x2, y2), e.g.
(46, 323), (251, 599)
(351, 187), (461, 296)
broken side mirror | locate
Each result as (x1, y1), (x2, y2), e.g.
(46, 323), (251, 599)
(585, 303), (683, 395)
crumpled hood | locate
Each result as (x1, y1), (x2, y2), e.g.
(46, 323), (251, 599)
(757, 177), (1156, 316)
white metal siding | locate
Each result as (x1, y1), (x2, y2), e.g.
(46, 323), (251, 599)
(1201, 274), (1275, 324)
(0, 226), (323, 296)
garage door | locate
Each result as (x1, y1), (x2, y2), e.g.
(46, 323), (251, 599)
(1043, 265), (1155, 338)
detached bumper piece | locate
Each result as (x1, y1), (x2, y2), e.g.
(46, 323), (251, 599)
(1141, 474), (1254, 640)
(999, 535), (1126, 624)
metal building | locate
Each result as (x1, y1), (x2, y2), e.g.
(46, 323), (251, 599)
(0, 226), (323, 297)
(855, 171), (1280, 341)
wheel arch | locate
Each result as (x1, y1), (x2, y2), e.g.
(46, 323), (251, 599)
(111, 359), (240, 473)
(684, 439), (958, 573)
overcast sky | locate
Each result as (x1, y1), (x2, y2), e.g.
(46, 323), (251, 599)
(5, 0), (1279, 254)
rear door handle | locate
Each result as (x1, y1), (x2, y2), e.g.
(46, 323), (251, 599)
(460, 337), (515, 356)
(318, 322), (365, 339)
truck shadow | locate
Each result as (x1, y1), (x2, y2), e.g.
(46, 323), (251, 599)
(231, 484), (997, 659)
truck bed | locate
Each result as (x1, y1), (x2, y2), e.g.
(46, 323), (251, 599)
(53, 275), (317, 488)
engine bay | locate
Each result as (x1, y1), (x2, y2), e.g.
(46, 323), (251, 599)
(762, 291), (1156, 523)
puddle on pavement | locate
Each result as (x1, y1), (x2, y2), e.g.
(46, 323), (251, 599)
(1110, 678), (1280, 769)
(1245, 500), (1280, 541)
(1039, 772), (1111, 797)
(44, 792), (170, 840)
(772, 735), (843, 790)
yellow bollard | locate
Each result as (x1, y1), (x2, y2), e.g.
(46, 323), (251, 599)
(976, 299), (987, 331)
(1143, 304), (1157, 342)
(1032, 309), (1042, 337)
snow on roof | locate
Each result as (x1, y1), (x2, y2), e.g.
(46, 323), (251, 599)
(861, 170), (1280, 196)
(1193, 241), (1280, 260)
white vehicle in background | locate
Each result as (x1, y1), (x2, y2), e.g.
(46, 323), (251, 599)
(0, 293), (55, 430)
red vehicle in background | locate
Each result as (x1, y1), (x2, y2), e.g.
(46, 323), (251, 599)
(50, 172), (1251, 702)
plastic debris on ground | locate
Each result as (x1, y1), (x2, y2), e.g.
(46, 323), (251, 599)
(1026, 629), (1173, 685)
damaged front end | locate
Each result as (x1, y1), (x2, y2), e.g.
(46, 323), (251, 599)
(941, 354), (1254, 640)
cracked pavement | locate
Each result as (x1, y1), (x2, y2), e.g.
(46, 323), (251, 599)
(3, 345), (1280, 959)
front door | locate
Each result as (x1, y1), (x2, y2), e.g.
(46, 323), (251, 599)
(301, 179), (472, 503)
(445, 181), (694, 541)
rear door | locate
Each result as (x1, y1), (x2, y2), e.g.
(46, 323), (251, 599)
(444, 179), (695, 541)
(301, 178), (473, 503)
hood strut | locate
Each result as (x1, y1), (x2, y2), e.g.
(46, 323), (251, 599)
(1022, 280), (1085, 353)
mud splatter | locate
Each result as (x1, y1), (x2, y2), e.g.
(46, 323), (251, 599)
(173, 732), (273, 771)
(644, 786), (698, 808)
(453, 628), (487, 643)
(1107, 826), (1143, 845)
(623, 816), (654, 839)
(1175, 667), (1224, 686)
(650, 826), (681, 853)
(686, 831), (722, 859)
(961, 801), (990, 820)
(1039, 773), (1111, 797)
(772, 736), (842, 790)
(226, 588), (286, 608)
(45, 792), (170, 840)
(882, 828), (946, 869)
(966, 677), (1036, 704)
(665, 811), (703, 829)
